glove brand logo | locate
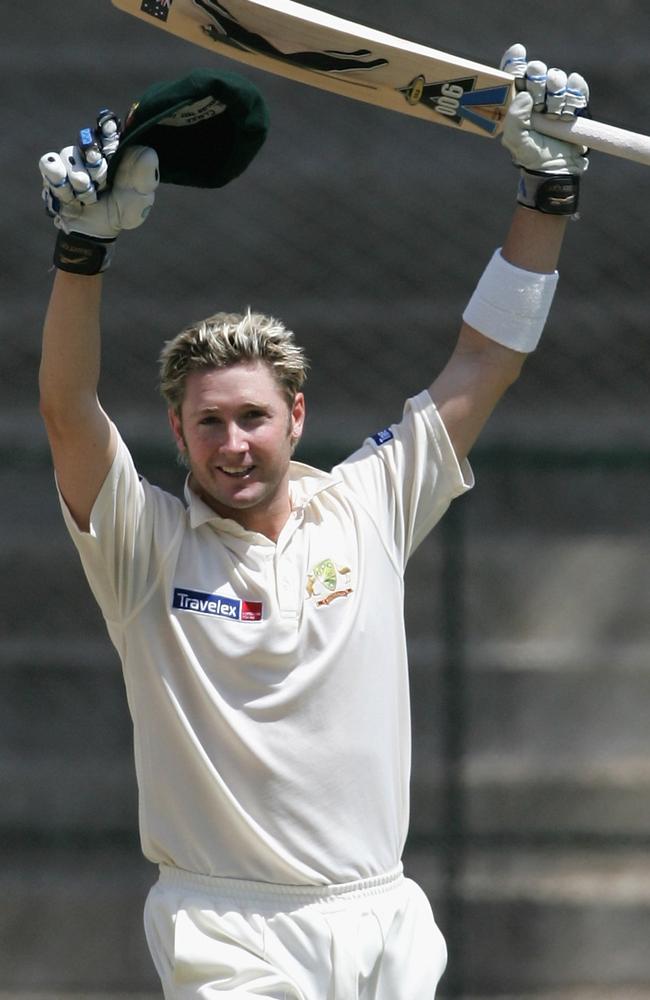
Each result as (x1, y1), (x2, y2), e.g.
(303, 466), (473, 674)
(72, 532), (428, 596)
(173, 587), (263, 622)
(58, 235), (92, 260)
(59, 252), (91, 266)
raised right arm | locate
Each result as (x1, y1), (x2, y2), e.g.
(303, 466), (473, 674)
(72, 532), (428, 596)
(39, 270), (116, 532)
(38, 117), (159, 530)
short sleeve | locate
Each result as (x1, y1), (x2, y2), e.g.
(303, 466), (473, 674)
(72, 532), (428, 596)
(334, 390), (473, 570)
(57, 429), (184, 624)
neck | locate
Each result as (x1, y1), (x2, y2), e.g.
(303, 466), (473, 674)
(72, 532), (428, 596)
(191, 476), (293, 542)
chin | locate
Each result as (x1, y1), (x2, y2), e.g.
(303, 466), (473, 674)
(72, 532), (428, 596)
(202, 480), (268, 514)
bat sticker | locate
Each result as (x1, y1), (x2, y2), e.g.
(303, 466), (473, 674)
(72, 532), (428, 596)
(140, 0), (173, 21)
(193, 0), (390, 74)
(401, 76), (510, 133)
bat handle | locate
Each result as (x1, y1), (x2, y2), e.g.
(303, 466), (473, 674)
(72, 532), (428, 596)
(531, 111), (650, 167)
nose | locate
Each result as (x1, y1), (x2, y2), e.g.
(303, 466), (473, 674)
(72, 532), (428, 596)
(221, 421), (247, 455)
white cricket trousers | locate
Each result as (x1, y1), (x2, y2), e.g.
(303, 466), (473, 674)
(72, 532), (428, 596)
(144, 863), (447, 999)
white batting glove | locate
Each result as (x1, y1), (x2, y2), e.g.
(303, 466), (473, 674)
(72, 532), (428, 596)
(40, 110), (159, 274)
(500, 43), (590, 216)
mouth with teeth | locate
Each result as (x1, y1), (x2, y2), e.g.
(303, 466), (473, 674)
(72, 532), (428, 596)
(218, 465), (255, 478)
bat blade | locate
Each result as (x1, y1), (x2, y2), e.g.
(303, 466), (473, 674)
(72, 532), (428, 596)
(111, 0), (514, 138)
(111, 0), (650, 165)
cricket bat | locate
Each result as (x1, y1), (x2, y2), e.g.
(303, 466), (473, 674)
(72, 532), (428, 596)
(111, 0), (650, 166)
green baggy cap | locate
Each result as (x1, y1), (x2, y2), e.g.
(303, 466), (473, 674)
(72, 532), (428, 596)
(107, 68), (269, 188)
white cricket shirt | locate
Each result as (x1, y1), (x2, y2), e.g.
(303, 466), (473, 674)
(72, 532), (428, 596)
(59, 390), (472, 885)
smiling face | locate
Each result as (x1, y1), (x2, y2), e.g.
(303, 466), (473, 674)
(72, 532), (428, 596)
(169, 360), (305, 540)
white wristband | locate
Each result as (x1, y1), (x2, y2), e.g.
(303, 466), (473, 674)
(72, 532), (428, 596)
(462, 248), (559, 353)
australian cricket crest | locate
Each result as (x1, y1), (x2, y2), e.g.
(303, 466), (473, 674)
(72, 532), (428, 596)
(401, 74), (510, 134)
(306, 557), (353, 608)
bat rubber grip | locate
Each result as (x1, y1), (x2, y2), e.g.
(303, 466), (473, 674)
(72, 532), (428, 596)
(531, 112), (650, 167)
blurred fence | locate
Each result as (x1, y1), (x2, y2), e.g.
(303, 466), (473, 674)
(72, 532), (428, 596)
(426, 445), (650, 998)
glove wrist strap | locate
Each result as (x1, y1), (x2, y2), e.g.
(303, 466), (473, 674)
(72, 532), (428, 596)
(517, 169), (580, 217)
(53, 230), (116, 275)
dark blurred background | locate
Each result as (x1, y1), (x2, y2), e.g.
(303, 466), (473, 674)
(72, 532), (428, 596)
(1, 1), (650, 997)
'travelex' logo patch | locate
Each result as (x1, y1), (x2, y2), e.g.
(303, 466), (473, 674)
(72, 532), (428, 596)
(306, 558), (353, 608)
(173, 587), (263, 622)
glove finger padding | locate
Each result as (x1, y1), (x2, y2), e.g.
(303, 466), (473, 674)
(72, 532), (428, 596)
(523, 59), (548, 110)
(500, 42), (590, 171)
(545, 68), (568, 116)
(565, 72), (590, 116)
(500, 42), (527, 79)
(500, 44), (590, 119)
(39, 151), (77, 212)
(48, 145), (159, 239)
(60, 145), (99, 203)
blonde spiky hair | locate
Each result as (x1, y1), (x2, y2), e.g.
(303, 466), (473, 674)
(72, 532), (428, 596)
(159, 309), (309, 414)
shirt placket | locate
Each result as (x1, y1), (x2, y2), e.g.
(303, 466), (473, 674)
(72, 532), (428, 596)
(274, 508), (305, 620)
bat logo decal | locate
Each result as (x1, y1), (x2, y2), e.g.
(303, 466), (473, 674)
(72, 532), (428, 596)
(192, 0), (390, 74)
(140, 0), (173, 20)
(402, 75), (510, 133)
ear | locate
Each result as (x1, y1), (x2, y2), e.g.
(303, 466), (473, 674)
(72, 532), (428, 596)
(290, 392), (306, 445)
(168, 408), (186, 454)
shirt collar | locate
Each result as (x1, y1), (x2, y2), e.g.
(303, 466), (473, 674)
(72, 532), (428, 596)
(184, 460), (341, 534)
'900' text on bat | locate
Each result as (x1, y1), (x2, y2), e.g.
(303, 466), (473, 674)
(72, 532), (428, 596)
(111, 0), (650, 166)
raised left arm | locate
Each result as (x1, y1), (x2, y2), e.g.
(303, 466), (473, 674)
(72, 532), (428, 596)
(430, 207), (567, 462)
(430, 43), (590, 462)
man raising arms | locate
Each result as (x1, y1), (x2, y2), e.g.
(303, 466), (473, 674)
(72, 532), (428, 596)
(39, 45), (588, 1000)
